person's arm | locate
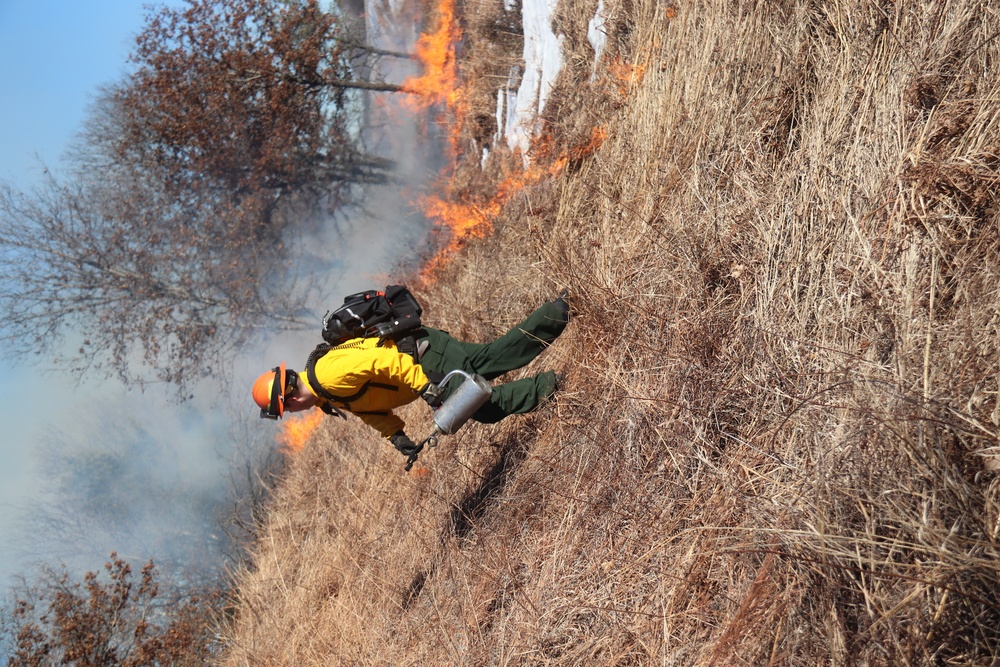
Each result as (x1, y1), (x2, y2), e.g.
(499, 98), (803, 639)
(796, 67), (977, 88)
(314, 342), (430, 440)
(356, 410), (406, 439)
(365, 346), (436, 448)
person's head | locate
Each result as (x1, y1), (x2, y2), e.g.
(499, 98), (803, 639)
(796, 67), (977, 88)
(252, 363), (317, 419)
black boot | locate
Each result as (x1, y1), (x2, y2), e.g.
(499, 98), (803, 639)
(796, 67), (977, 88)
(553, 289), (572, 321)
(554, 372), (567, 390)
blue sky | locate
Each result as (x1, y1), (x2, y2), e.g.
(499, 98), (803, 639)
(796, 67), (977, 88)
(0, 1), (174, 183)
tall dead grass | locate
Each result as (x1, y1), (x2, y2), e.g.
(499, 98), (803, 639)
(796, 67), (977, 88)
(218, 0), (1000, 664)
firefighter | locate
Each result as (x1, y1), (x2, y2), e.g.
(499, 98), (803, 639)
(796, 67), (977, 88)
(251, 294), (570, 459)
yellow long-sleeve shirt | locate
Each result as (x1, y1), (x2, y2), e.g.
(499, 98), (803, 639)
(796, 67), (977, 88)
(301, 337), (430, 438)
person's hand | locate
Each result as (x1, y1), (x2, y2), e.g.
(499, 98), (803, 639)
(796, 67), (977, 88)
(420, 382), (444, 408)
(390, 431), (420, 457)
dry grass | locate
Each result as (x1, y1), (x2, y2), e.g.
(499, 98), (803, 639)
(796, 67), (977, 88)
(218, 0), (1000, 664)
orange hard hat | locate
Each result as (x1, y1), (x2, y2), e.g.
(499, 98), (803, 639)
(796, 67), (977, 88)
(252, 362), (287, 419)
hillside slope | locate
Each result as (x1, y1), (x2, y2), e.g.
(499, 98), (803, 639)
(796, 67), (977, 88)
(220, 1), (1000, 664)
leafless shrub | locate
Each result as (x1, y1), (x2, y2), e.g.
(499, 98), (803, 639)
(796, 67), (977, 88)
(3, 555), (218, 666)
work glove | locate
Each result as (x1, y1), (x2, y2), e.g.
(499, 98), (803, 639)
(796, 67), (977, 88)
(419, 381), (444, 408)
(390, 431), (420, 457)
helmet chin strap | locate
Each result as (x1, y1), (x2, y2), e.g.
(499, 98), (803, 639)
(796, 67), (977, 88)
(285, 369), (300, 394)
(262, 366), (283, 419)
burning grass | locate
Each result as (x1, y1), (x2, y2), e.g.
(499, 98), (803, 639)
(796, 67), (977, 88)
(400, 0), (462, 109)
(276, 409), (325, 455)
(219, 1), (1000, 664)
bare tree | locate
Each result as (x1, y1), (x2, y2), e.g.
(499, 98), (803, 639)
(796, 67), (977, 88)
(0, 168), (306, 390)
(116, 0), (402, 221)
(0, 0), (424, 390)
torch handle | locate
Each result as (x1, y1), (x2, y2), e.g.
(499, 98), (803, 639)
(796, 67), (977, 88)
(403, 430), (441, 472)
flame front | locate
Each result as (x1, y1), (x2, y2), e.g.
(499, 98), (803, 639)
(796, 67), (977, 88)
(402, 0), (462, 112)
(400, 0), (610, 278)
(278, 409), (325, 454)
(420, 127), (608, 277)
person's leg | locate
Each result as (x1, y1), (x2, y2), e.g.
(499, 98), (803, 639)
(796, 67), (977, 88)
(470, 371), (558, 423)
(459, 298), (569, 380)
(418, 328), (473, 375)
(416, 328), (479, 403)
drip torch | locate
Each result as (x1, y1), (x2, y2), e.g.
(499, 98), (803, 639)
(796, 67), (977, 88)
(405, 370), (492, 471)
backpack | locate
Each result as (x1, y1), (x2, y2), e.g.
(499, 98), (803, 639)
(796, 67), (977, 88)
(321, 284), (423, 346)
(307, 285), (424, 419)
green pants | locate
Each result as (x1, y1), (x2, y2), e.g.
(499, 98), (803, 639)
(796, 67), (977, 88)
(417, 299), (568, 424)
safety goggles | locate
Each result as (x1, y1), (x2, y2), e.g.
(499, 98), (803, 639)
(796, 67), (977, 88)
(260, 368), (299, 420)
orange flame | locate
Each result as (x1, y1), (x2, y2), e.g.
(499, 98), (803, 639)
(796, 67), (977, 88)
(277, 409), (325, 454)
(400, 0), (609, 280)
(419, 127), (607, 277)
(402, 0), (462, 111)
(418, 194), (500, 275)
(606, 59), (647, 95)
(401, 0), (471, 161)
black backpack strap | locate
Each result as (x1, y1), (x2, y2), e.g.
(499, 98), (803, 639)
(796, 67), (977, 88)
(305, 343), (346, 418)
(318, 402), (348, 419)
(395, 333), (417, 360)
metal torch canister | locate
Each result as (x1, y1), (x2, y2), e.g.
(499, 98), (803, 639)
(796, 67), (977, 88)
(432, 370), (493, 435)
